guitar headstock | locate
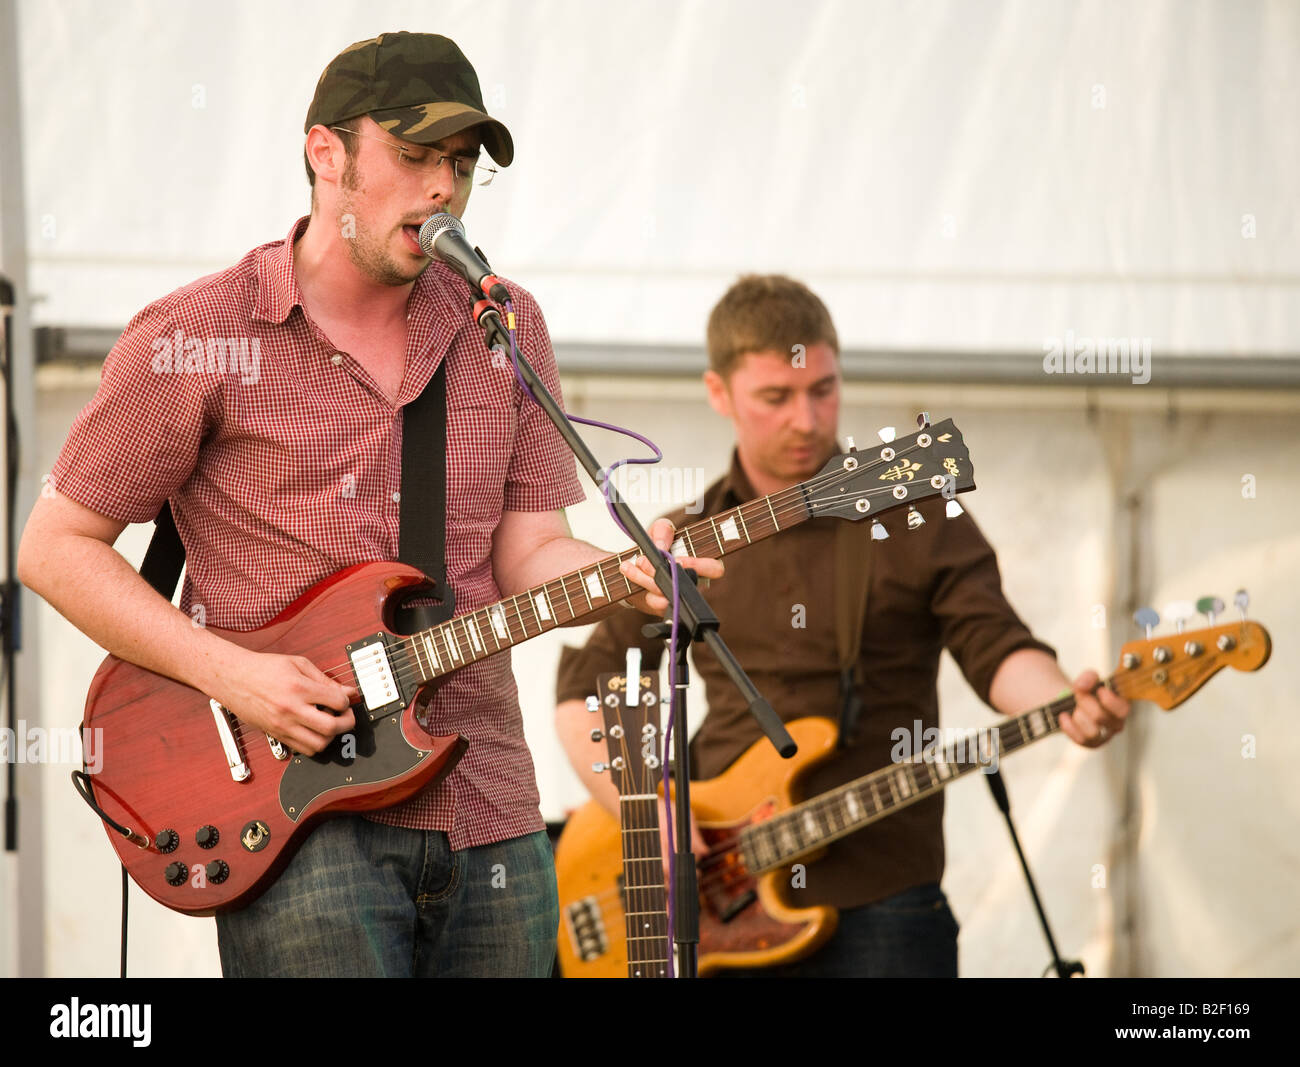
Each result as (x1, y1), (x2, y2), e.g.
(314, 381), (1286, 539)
(591, 672), (663, 798)
(1115, 612), (1271, 711)
(803, 416), (976, 532)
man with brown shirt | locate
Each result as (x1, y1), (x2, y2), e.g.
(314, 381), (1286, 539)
(554, 274), (1129, 977)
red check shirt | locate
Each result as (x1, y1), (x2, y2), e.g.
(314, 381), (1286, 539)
(51, 216), (584, 847)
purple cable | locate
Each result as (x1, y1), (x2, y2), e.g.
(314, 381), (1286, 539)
(503, 301), (684, 977)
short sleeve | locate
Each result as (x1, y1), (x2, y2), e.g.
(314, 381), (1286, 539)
(48, 304), (213, 524)
(498, 286), (584, 513)
(928, 505), (1056, 705)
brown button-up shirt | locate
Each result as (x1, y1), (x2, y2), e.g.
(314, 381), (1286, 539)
(556, 451), (1054, 909)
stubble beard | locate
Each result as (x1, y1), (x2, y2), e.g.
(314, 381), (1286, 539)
(338, 155), (426, 288)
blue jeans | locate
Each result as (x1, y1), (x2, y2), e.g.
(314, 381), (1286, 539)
(725, 882), (959, 978)
(215, 818), (559, 977)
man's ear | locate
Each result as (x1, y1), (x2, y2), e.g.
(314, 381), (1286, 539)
(304, 124), (346, 189)
(703, 370), (733, 418)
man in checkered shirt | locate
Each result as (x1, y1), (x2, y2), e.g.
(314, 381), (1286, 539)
(17, 32), (717, 977)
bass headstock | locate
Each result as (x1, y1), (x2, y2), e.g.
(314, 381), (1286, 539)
(1115, 594), (1271, 710)
(590, 671), (663, 798)
(803, 416), (976, 534)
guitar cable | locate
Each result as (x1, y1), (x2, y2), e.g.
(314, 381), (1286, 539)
(72, 769), (137, 977)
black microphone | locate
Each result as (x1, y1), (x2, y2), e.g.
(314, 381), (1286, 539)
(417, 214), (510, 304)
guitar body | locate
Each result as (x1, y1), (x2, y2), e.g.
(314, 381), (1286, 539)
(556, 717), (841, 977)
(82, 561), (467, 916)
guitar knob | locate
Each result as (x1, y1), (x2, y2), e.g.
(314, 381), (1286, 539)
(164, 862), (189, 887)
(906, 507), (925, 530)
(205, 860), (230, 885)
(589, 728), (604, 742)
(585, 696), (599, 713)
(155, 829), (180, 854)
(945, 500), (964, 518)
(591, 762), (608, 773)
(916, 411), (931, 429)
(196, 825), (220, 849)
(870, 521), (889, 541)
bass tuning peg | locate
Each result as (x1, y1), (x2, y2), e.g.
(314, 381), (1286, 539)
(906, 506), (925, 530)
(945, 499), (964, 518)
(1133, 606), (1160, 638)
(916, 411), (931, 429)
(870, 521), (889, 541)
(1234, 589), (1249, 620)
(1195, 596), (1224, 626)
(877, 426), (896, 443)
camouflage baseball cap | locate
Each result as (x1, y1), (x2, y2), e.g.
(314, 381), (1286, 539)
(305, 32), (513, 166)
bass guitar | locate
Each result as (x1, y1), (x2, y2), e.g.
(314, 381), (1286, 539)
(554, 607), (1271, 976)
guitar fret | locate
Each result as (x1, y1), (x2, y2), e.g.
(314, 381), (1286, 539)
(557, 578), (575, 622)
(869, 777), (884, 811)
(487, 603), (509, 645)
(465, 617), (483, 654)
(766, 495), (780, 531)
(409, 634), (428, 678)
(1016, 714), (1030, 746)
(845, 787), (864, 821)
(510, 595), (530, 638)
(734, 506), (752, 543)
(584, 568), (606, 603)
(532, 588), (553, 626)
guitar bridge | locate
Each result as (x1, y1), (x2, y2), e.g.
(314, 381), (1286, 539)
(209, 700), (250, 782)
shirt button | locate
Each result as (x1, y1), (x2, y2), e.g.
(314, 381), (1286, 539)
(330, 352), (343, 365)
(391, 491), (401, 503)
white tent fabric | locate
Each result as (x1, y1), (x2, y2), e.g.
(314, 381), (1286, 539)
(18, 0), (1299, 357)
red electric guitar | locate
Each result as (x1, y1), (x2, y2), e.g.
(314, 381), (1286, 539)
(80, 417), (974, 915)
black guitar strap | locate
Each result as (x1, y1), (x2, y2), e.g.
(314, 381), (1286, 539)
(832, 518), (873, 748)
(138, 362), (450, 616)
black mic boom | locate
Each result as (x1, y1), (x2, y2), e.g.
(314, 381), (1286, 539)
(417, 214), (510, 304)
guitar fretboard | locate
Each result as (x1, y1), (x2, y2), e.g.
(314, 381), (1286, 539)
(620, 796), (670, 979)
(740, 695), (1076, 872)
(395, 491), (810, 687)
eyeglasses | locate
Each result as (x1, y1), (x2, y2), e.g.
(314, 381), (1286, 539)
(328, 126), (497, 187)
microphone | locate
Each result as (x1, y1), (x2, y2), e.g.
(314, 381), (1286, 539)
(417, 213), (510, 304)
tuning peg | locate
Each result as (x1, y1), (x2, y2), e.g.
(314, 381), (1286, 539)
(584, 695), (599, 712)
(906, 506), (926, 530)
(870, 521), (889, 541)
(1164, 600), (1195, 634)
(945, 499), (964, 519)
(916, 411), (931, 430)
(1195, 596), (1225, 626)
(1234, 589), (1250, 620)
(589, 728), (604, 742)
(591, 762), (608, 774)
(845, 436), (858, 453)
(1133, 607), (1160, 638)
(877, 426), (896, 443)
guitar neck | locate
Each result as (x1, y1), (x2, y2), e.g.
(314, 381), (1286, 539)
(619, 795), (670, 979)
(403, 488), (811, 685)
(740, 691), (1081, 873)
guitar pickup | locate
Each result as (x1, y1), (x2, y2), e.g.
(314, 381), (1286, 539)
(346, 634), (407, 722)
(719, 888), (757, 923)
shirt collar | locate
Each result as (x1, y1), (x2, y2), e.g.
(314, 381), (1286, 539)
(719, 449), (758, 507)
(252, 215), (462, 327)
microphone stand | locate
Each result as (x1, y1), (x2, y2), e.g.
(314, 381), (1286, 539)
(984, 768), (1084, 977)
(1, 276), (18, 852)
(466, 294), (795, 978)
